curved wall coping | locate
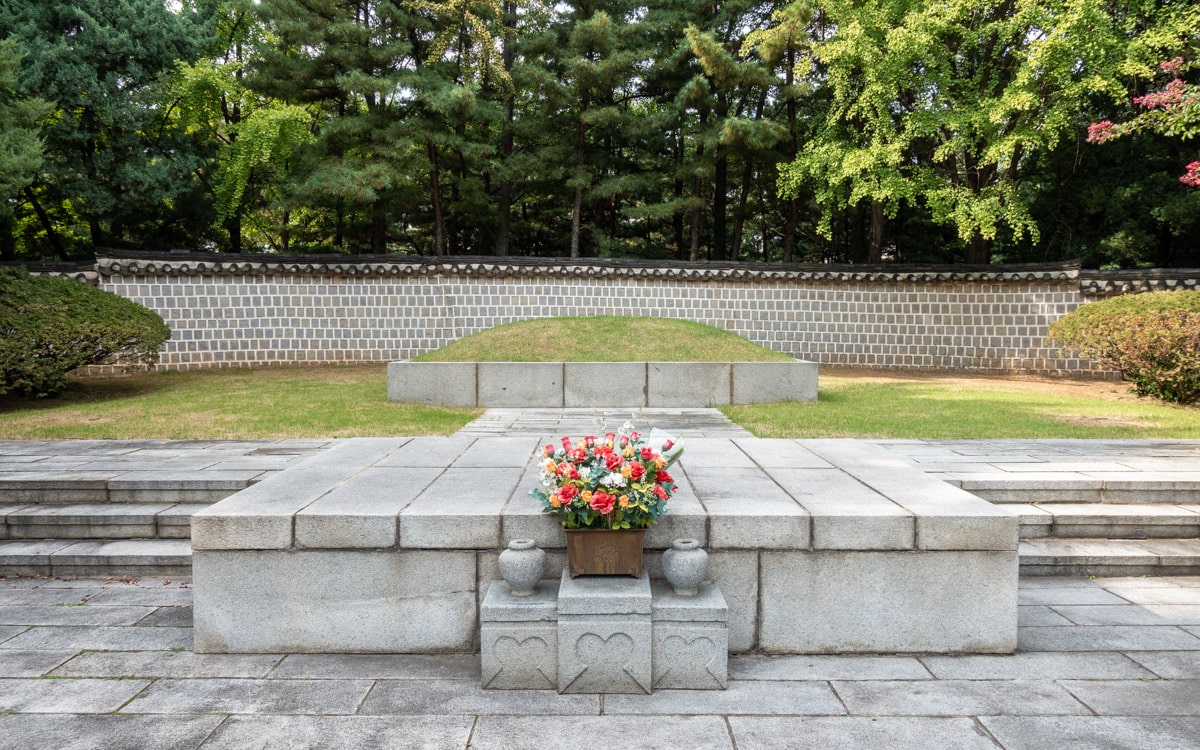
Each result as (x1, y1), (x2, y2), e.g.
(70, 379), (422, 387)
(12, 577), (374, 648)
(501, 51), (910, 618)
(387, 360), (819, 408)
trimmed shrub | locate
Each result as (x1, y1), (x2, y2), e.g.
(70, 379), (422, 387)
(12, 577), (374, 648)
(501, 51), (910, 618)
(0, 267), (171, 397)
(1049, 291), (1200, 404)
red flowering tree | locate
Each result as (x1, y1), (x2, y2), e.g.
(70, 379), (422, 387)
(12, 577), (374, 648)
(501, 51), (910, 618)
(1088, 57), (1200, 188)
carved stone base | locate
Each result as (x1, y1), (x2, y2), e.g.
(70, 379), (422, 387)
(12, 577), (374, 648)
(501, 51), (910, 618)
(480, 581), (558, 690)
(557, 570), (652, 694)
(480, 572), (730, 692)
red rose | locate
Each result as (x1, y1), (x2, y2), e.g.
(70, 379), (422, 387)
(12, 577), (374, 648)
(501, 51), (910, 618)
(569, 448), (587, 463)
(662, 439), (674, 451)
(567, 466), (580, 480)
(656, 469), (672, 484)
(629, 462), (646, 480)
(653, 484), (668, 500)
(640, 447), (654, 461)
(559, 484), (578, 502)
(605, 453), (623, 471)
(585, 435), (596, 447)
(561, 437), (573, 452)
(590, 491), (615, 515)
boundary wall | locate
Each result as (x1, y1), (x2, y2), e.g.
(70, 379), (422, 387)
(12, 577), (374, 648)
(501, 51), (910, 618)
(30, 252), (1200, 376)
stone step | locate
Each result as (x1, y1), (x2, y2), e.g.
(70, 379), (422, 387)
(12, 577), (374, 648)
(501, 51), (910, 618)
(0, 503), (210, 540)
(0, 538), (192, 577)
(1001, 503), (1200, 540)
(950, 474), (1200, 505)
(0, 473), (265, 505)
(1019, 538), (1200, 576)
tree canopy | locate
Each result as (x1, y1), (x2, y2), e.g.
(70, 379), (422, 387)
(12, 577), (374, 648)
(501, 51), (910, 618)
(1, 0), (1197, 266)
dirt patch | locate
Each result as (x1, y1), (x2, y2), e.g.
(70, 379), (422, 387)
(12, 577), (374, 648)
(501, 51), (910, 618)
(1054, 415), (1160, 428)
(819, 366), (1142, 402)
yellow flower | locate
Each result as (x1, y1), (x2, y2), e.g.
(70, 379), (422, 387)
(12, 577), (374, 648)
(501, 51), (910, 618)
(581, 490), (593, 503)
(623, 446), (635, 458)
(654, 457), (666, 469)
(544, 459), (558, 473)
(549, 494), (562, 508)
(620, 465), (632, 478)
(619, 495), (630, 508)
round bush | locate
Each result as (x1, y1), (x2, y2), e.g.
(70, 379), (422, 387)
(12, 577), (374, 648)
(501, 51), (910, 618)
(1049, 290), (1200, 404)
(0, 267), (171, 397)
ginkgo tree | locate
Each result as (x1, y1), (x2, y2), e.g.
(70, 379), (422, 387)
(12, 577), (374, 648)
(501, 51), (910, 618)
(780, 0), (1140, 263)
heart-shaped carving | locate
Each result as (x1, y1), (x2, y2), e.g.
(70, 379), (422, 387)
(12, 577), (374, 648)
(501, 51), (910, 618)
(664, 635), (716, 667)
(495, 635), (549, 669)
(576, 632), (634, 666)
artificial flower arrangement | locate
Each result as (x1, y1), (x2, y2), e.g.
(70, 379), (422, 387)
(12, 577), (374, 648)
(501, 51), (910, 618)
(532, 425), (684, 530)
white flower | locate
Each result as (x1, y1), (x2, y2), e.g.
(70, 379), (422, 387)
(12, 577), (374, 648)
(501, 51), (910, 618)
(600, 472), (627, 488)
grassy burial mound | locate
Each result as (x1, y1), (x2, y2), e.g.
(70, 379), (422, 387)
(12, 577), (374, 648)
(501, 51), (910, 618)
(413, 317), (792, 362)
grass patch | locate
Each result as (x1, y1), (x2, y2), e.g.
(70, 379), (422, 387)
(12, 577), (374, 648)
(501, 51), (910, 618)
(0, 365), (478, 440)
(413, 317), (791, 362)
(724, 374), (1200, 439)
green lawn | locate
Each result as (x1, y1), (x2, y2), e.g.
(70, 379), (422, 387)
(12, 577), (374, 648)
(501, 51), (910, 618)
(0, 365), (479, 440)
(414, 317), (791, 362)
(724, 375), (1200, 439)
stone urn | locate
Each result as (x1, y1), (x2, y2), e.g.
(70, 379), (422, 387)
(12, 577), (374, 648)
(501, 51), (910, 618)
(498, 539), (545, 596)
(662, 539), (708, 596)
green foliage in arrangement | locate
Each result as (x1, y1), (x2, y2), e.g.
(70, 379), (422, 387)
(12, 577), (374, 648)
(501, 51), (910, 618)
(1049, 291), (1200, 404)
(0, 268), (171, 397)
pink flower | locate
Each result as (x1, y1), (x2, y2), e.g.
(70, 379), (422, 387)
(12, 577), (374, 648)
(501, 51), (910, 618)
(604, 453), (623, 471)
(629, 462), (646, 480)
(1133, 79), (1186, 110)
(1160, 57), (1185, 76)
(1086, 120), (1116, 144)
(1182, 162), (1200, 188)
(559, 484), (578, 503)
(590, 491), (615, 515)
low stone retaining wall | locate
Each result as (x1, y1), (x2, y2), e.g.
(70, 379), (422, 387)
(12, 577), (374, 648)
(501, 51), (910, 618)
(191, 436), (1018, 655)
(387, 361), (818, 407)
(34, 252), (1192, 375)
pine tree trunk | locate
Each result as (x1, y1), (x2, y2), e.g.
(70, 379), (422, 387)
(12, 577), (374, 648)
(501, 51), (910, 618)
(869, 200), (884, 263)
(429, 141), (445, 257)
(24, 188), (68, 260)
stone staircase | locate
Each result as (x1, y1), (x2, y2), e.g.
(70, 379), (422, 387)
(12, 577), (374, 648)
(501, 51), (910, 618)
(0, 440), (326, 578)
(2, 438), (1198, 579)
(953, 477), (1200, 576)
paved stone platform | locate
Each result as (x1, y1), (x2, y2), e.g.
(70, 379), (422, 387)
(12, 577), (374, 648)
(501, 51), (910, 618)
(1, 574), (1198, 749)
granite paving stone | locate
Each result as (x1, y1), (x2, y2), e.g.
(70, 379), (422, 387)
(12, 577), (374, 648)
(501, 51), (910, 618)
(1019, 625), (1200, 652)
(0, 650), (76, 677)
(137, 605), (194, 627)
(729, 655), (933, 681)
(728, 716), (1003, 750)
(0, 714), (225, 750)
(1018, 606), (1074, 626)
(979, 716), (1200, 750)
(0, 604), (160, 627)
(1103, 587), (1200, 606)
(0, 677), (152, 713)
(1061, 679), (1200, 715)
(82, 584), (195, 607)
(1052, 604), (1200, 626)
(0, 625), (192, 651)
(358, 678), (599, 715)
(123, 677), (373, 715)
(831, 679), (1090, 716)
(53, 650), (282, 679)
(1125, 651), (1200, 678)
(470, 716), (734, 750)
(0, 586), (95, 606)
(0, 624), (28, 643)
(1017, 587), (1133, 606)
(917, 652), (1154, 680)
(268, 653), (481, 680)
(602, 680), (846, 715)
(199, 715), (476, 750)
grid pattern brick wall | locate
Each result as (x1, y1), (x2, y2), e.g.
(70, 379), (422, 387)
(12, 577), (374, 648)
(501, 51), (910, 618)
(88, 255), (1122, 375)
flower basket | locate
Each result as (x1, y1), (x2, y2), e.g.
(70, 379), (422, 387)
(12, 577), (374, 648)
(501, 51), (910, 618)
(531, 423), (684, 577)
(565, 528), (646, 578)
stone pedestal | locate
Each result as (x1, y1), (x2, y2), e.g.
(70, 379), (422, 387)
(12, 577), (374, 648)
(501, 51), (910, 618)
(651, 580), (728, 689)
(556, 570), (652, 694)
(480, 581), (558, 689)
